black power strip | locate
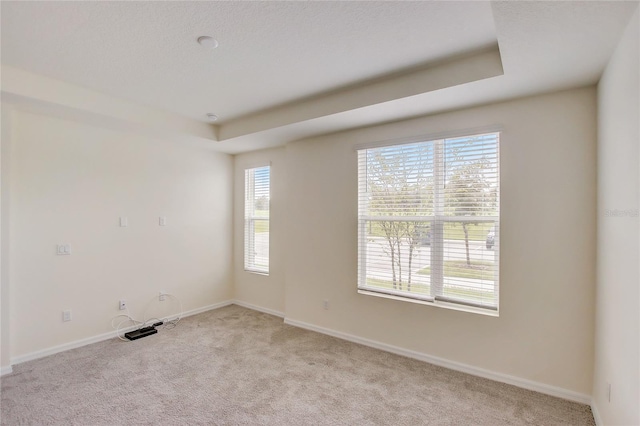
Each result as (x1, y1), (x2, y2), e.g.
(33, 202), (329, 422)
(124, 326), (157, 341)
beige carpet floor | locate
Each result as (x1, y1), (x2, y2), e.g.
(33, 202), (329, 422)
(1, 305), (594, 425)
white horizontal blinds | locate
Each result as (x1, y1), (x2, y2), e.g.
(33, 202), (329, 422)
(358, 142), (436, 302)
(436, 133), (499, 309)
(244, 166), (270, 274)
(357, 132), (499, 310)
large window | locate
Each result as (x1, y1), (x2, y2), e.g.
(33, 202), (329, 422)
(357, 132), (499, 312)
(244, 166), (270, 274)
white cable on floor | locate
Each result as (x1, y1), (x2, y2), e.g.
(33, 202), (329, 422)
(111, 306), (143, 341)
(141, 293), (183, 328)
(111, 293), (183, 341)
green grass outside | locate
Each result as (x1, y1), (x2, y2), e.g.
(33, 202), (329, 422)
(443, 286), (496, 303)
(254, 209), (269, 233)
(366, 277), (431, 294)
(254, 220), (269, 233)
(418, 260), (495, 280)
(365, 277), (494, 303)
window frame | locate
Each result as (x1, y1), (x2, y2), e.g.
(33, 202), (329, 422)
(244, 165), (270, 275)
(356, 130), (500, 315)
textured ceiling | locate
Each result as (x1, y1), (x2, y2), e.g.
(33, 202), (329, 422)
(1, 1), (496, 123)
(1, 1), (638, 153)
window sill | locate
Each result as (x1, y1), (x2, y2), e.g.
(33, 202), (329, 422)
(357, 289), (499, 317)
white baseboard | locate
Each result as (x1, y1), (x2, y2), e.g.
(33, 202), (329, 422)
(591, 401), (602, 426)
(181, 300), (234, 318)
(5, 300), (594, 408)
(1, 365), (13, 376)
(284, 317), (592, 405)
(232, 299), (285, 318)
(10, 300), (233, 366)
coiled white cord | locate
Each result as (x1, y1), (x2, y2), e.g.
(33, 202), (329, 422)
(111, 306), (144, 342)
(111, 293), (183, 341)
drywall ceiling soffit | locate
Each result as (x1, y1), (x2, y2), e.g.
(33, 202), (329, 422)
(0, 44), (501, 152)
(0, 66), (217, 147)
(1, 1), (638, 154)
(0, 1), (497, 122)
(0, 1), (499, 149)
(1, 91), (217, 151)
(218, 46), (504, 141)
(215, 0), (638, 152)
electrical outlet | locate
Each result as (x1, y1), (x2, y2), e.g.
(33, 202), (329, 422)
(119, 299), (127, 310)
(159, 292), (166, 301)
(323, 299), (329, 310)
(62, 310), (72, 322)
(56, 244), (71, 255)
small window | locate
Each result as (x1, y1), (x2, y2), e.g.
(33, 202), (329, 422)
(244, 166), (270, 274)
(357, 133), (500, 312)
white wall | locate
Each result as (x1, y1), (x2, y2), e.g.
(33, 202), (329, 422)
(233, 147), (286, 315)
(7, 110), (233, 360)
(593, 7), (640, 425)
(233, 87), (597, 397)
(1, 108), (13, 371)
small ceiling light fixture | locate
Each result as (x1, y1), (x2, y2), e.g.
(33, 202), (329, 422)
(197, 36), (219, 49)
(206, 113), (219, 122)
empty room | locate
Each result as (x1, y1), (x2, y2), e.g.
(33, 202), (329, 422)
(1, 1), (638, 425)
